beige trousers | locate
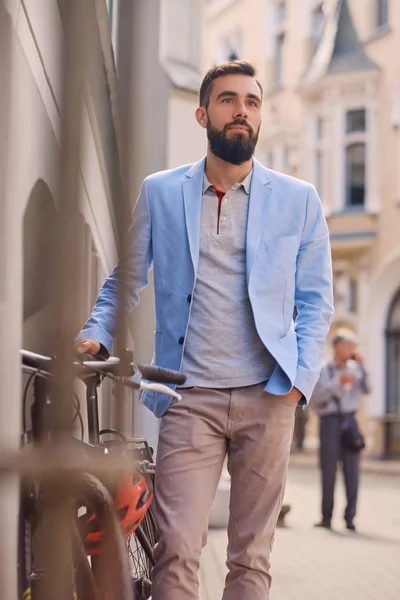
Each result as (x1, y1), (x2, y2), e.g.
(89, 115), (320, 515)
(151, 383), (296, 600)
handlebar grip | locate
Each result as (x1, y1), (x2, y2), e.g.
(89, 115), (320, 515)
(79, 353), (99, 362)
(138, 364), (187, 385)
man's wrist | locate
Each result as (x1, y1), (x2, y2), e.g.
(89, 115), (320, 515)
(287, 386), (303, 401)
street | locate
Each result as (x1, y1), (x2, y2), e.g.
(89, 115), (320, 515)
(200, 465), (400, 599)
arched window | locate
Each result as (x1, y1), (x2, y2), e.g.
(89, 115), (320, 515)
(23, 180), (57, 322)
(386, 290), (400, 416)
(22, 180), (87, 354)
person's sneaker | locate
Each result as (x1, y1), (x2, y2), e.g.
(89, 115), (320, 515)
(314, 520), (331, 529)
(345, 521), (356, 532)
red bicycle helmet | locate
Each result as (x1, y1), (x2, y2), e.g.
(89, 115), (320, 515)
(80, 471), (153, 556)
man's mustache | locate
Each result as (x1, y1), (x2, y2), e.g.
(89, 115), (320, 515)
(224, 120), (253, 135)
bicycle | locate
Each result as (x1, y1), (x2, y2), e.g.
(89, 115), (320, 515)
(18, 349), (185, 600)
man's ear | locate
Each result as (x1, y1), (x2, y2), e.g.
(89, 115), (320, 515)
(195, 106), (208, 129)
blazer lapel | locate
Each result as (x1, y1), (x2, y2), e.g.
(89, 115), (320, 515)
(246, 159), (272, 282)
(182, 157), (206, 274)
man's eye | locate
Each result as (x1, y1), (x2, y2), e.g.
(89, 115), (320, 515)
(223, 98), (232, 103)
(248, 100), (257, 107)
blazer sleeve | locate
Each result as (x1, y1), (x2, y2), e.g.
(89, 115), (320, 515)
(293, 185), (334, 401)
(76, 180), (153, 354)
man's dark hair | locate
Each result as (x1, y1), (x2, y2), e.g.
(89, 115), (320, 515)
(199, 60), (263, 109)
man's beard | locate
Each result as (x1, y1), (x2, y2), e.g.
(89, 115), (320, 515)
(207, 117), (259, 165)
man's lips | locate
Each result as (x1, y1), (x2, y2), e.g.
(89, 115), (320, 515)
(227, 125), (250, 133)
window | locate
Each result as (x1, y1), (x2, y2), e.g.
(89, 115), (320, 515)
(348, 277), (357, 313)
(376, 0), (389, 29)
(275, 0), (286, 26)
(313, 116), (324, 197)
(267, 1), (286, 88)
(311, 2), (325, 52)
(346, 109), (366, 133)
(388, 293), (400, 329)
(342, 107), (367, 210)
(283, 145), (290, 172)
(215, 27), (242, 64)
(274, 33), (285, 85)
(316, 116), (324, 141)
(316, 149), (324, 195)
(346, 143), (366, 207)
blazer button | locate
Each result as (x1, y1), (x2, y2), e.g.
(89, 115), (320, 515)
(187, 294), (192, 303)
(179, 336), (184, 345)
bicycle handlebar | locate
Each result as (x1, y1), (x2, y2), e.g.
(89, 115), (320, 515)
(138, 364), (186, 386)
(20, 350), (185, 401)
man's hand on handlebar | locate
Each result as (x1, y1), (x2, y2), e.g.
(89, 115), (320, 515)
(75, 339), (101, 356)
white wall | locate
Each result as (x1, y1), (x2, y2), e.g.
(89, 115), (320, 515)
(168, 90), (207, 168)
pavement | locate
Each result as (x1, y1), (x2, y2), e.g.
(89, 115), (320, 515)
(288, 448), (400, 476)
(199, 464), (400, 600)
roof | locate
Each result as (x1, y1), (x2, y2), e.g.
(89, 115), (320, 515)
(301, 0), (379, 89)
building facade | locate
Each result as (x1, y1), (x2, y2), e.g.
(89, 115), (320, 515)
(204, 0), (400, 457)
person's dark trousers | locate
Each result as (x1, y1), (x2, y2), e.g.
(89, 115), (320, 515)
(319, 414), (360, 524)
(292, 406), (308, 451)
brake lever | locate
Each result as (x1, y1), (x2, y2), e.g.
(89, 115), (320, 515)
(139, 381), (182, 401)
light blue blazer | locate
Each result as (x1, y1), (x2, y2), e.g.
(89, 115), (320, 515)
(78, 157), (334, 417)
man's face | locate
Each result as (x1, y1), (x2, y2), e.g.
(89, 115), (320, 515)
(197, 74), (262, 165)
(335, 340), (356, 362)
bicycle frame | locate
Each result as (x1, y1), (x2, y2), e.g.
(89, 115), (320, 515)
(85, 375), (101, 446)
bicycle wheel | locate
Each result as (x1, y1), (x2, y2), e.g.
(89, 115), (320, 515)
(18, 472), (133, 600)
(127, 503), (158, 599)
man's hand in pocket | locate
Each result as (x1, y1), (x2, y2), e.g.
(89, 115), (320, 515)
(285, 387), (302, 402)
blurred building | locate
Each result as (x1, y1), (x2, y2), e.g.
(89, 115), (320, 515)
(0, 0), (206, 452)
(204, 0), (400, 458)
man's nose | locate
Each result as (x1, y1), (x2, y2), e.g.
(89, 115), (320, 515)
(233, 102), (248, 119)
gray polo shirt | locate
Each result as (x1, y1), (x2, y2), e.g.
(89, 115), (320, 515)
(180, 170), (276, 388)
(311, 361), (371, 416)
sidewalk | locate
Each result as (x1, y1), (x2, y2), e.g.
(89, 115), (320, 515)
(288, 448), (400, 476)
(199, 465), (400, 600)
